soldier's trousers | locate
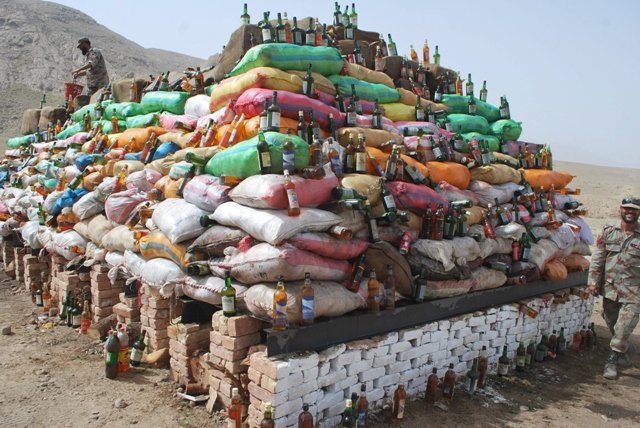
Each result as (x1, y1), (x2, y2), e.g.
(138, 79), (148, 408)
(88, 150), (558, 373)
(603, 298), (640, 353)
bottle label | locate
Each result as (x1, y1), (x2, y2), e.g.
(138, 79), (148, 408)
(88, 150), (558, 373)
(346, 154), (355, 169)
(384, 194), (396, 211)
(416, 109), (425, 121)
(516, 355), (526, 367)
(72, 314), (81, 327)
(270, 112), (281, 130)
(301, 296), (314, 321)
(385, 288), (394, 307)
(221, 296), (235, 313)
(355, 153), (366, 172)
(130, 348), (143, 364)
(396, 399), (405, 419)
(262, 28), (272, 42)
(357, 411), (366, 427)
(81, 319), (91, 333)
(36, 295), (43, 306)
(368, 218), (379, 242)
(347, 111), (357, 126)
(278, 29), (286, 42)
(106, 351), (119, 365)
(433, 146), (443, 160)
(498, 362), (509, 375)
(286, 188), (300, 209)
(260, 151), (272, 168)
(259, 115), (268, 131)
(372, 115), (382, 128)
(416, 284), (426, 301)
(275, 300), (287, 326)
(119, 349), (130, 365)
(302, 81), (314, 96)
(294, 33), (303, 45)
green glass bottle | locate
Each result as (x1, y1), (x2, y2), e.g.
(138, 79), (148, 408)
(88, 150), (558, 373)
(221, 272), (237, 317)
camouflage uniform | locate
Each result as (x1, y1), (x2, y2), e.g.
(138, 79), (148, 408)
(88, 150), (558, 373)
(84, 48), (109, 95)
(588, 222), (640, 353)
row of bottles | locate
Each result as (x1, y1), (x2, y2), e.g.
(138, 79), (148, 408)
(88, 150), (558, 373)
(105, 326), (147, 379)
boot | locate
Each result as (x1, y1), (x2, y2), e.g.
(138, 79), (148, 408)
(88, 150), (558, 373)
(603, 351), (621, 380)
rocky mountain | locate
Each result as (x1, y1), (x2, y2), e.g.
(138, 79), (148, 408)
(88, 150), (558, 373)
(0, 0), (211, 143)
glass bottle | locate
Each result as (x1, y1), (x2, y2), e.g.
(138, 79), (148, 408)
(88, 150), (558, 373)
(372, 99), (383, 129)
(275, 13), (286, 43)
(433, 204), (445, 241)
(260, 402), (274, 428)
(105, 330), (120, 379)
(413, 268), (428, 303)
(305, 18), (316, 46)
(433, 45), (440, 65)
(299, 273), (314, 326)
(342, 399), (355, 427)
(391, 376), (406, 421)
(442, 363), (456, 400)
(498, 346), (510, 376)
(383, 264), (396, 310)
(364, 201), (379, 243)
(229, 388), (242, 428)
(525, 339), (536, 369)
(261, 12), (273, 43)
(548, 330), (558, 359)
(355, 134), (367, 174)
(80, 299), (91, 334)
(221, 272), (237, 317)
(273, 276), (288, 331)
(367, 268), (381, 313)
(35, 283), (43, 307)
(291, 16), (303, 45)
(466, 73), (474, 97)
(130, 330), (147, 367)
(257, 132), (272, 175)
(535, 333), (548, 362)
(355, 384), (368, 427)
(302, 64), (315, 97)
(477, 345), (488, 388)
(516, 341), (526, 372)
(415, 96), (425, 121)
(42, 275), (51, 313)
(499, 95), (511, 119)
(387, 33), (397, 56)
(467, 357), (479, 395)
(422, 39), (430, 64)
(421, 207), (433, 239)
(557, 327), (567, 355)
(283, 170), (300, 217)
(426, 367), (439, 404)
(299, 403), (313, 428)
(240, 3), (250, 25)
(310, 135), (323, 167)
(283, 136), (295, 174)
(267, 92), (281, 132)
(479, 80), (488, 102)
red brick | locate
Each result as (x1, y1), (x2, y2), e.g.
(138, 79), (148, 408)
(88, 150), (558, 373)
(170, 339), (209, 357)
(221, 332), (262, 351)
(148, 317), (170, 330)
(92, 306), (113, 317)
(146, 307), (170, 319)
(91, 288), (121, 299)
(148, 296), (170, 309)
(146, 328), (169, 340)
(227, 315), (264, 337)
(209, 343), (247, 362)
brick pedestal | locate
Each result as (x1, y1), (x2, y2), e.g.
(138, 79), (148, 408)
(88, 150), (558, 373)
(90, 264), (124, 323)
(13, 246), (28, 283)
(140, 284), (172, 352)
(169, 322), (212, 385)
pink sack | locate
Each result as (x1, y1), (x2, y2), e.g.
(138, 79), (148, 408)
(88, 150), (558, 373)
(126, 169), (163, 193)
(105, 189), (148, 224)
(158, 113), (198, 130)
(355, 114), (399, 133)
(66, 132), (89, 145)
(395, 121), (453, 137)
(183, 174), (231, 212)
(435, 181), (481, 206)
(387, 181), (449, 214)
(233, 88), (345, 131)
(229, 172), (339, 210)
(0, 201), (8, 214)
(196, 106), (236, 129)
(288, 232), (369, 260)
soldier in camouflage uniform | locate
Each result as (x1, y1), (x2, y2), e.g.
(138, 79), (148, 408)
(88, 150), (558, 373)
(72, 38), (109, 96)
(588, 198), (640, 380)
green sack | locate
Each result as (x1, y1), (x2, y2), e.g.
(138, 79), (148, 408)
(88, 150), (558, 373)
(489, 119), (522, 141)
(205, 132), (310, 178)
(104, 102), (146, 120)
(141, 91), (189, 115)
(445, 114), (490, 134)
(55, 123), (83, 140)
(70, 103), (96, 123)
(6, 135), (35, 149)
(328, 75), (400, 103)
(442, 95), (500, 123)
(228, 43), (344, 77)
(458, 133), (501, 153)
(205, 84), (216, 97)
(98, 120), (126, 134)
(125, 113), (158, 129)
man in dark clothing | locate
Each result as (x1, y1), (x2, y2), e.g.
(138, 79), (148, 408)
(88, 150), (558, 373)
(72, 38), (109, 96)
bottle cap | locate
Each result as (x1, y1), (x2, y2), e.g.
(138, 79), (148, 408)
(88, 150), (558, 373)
(346, 399), (352, 407)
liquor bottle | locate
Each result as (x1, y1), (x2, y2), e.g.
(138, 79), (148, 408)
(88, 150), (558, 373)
(70, 298), (81, 328)
(548, 330), (558, 359)
(516, 341), (526, 372)
(80, 299), (91, 334)
(228, 388), (242, 428)
(275, 13), (286, 43)
(349, 2), (358, 28)
(346, 95), (357, 127)
(310, 135), (323, 167)
(34, 282), (43, 307)
(130, 330), (146, 367)
(465, 73), (474, 97)
(443, 204), (457, 240)
(355, 134), (367, 173)
(557, 327), (567, 355)
(267, 92), (281, 132)
(42, 276), (51, 313)
(367, 268), (381, 313)
(355, 384), (368, 427)
(105, 330), (120, 379)
(391, 376), (406, 421)
(273, 276), (288, 331)
(260, 402), (274, 428)
(535, 333), (549, 362)
(498, 346), (510, 376)
(299, 403), (313, 428)
(422, 39), (430, 64)
(280, 137), (296, 174)
(299, 273), (314, 327)
(259, 99), (270, 132)
(479, 80), (488, 102)
(425, 367), (439, 404)
(477, 345), (488, 388)
(283, 170), (301, 217)
(116, 325), (129, 373)
(353, 39), (363, 65)
(380, 179), (398, 221)
(383, 265), (396, 310)
(292, 16), (304, 45)
(257, 132), (272, 175)
(302, 64), (314, 97)
(495, 199), (509, 225)
(421, 207), (433, 239)
(570, 329), (582, 352)
(372, 99), (383, 129)
(413, 95), (425, 122)
(364, 201), (379, 243)
(387, 33), (397, 56)
(351, 84), (362, 115)
(433, 45), (440, 65)
(456, 207), (468, 237)
(589, 322), (597, 348)
(580, 325), (589, 349)
(414, 268), (428, 303)
(455, 72), (463, 95)
(384, 145), (399, 181)
(442, 363), (456, 400)
(221, 272), (237, 317)
(342, 399), (356, 427)
(305, 18), (316, 46)
(333, 2), (343, 26)
(468, 95), (477, 115)
(499, 95), (511, 119)
(467, 357), (479, 395)
(261, 12), (274, 43)
(433, 204), (445, 241)
(525, 339), (535, 369)
(240, 3), (250, 25)
(60, 291), (70, 321)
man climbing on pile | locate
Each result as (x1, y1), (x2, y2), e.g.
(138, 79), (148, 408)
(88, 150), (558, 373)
(72, 37), (110, 96)
(588, 198), (640, 380)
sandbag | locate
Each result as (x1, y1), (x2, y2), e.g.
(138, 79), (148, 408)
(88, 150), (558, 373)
(386, 181), (448, 214)
(141, 258), (186, 292)
(140, 91), (189, 115)
(336, 127), (403, 149)
(523, 169), (574, 190)
(288, 70), (336, 95)
(563, 254), (590, 273)
(328, 75), (399, 103)
(468, 181), (523, 207)
(152, 199), (208, 244)
(6, 135), (35, 148)
(470, 164), (522, 185)
(125, 169), (162, 193)
(182, 175), (231, 212)
(51, 188), (88, 217)
(157, 113), (197, 131)
(548, 222), (581, 250)
(459, 133), (501, 153)
(85, 214), (115, 246)
(426, 162), (471, 190)
(111, 77), (149, 103)
(229, 172), (338, 210)
(180, 276), (248, 306)
(434, 181), (480, 205)
(489, 119), (523, 141)
(72, 191), (104, 221)
(101, 224), (136, 253)
(441, 94), (500, 122)
(116, 126), (166, 152)
(228, 43), (344, 77)
(396, 88), (448, 112)
(242, 116), (304, 140)
(379, 103), (420, 122)
(103, 102), (146, 120)
(205, 131), (309, 179)
(125, 112), (159, 129)
(366, 147), (430, 180)
(214, 243), (350, 284)
(529, 238), (562, 271)
(187, 225), (247, 257)
(212, 202), (342, 246)
(288, 233), (369, 261)
(543, 259), (568, 282)
(21, 221), (43, 249)
(411, 237), (481, 272)
(244, 280), (366, 322)
(184, 94), (211, 118)
(364, 241), (414, 297)
(423, 278), (475, 300)
(104, 189), (147, 224)
(21, 109), (42, 135)
(345, 62), (394, 88)
(173, 146), (219, 162)
(466, 206), (486, 225)
(52, 230), (88, 260)
(445, 114), (490, 134)
(405, 253), (471, 281)
(469, 267), (507, 292)
(340, 174), (382, 205)
(139, 230), (204, 269)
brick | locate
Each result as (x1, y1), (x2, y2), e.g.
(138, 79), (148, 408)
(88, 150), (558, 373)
(345, 359), (372, 376)
(386, 360), (411, 375)
(388, 341), (412, 355)
(288, 352), (320, 372)
(326, 375), (357, 393)
(218, 331), (262, 351)
(226, 315), (263, 337)
(146, 328), (168, 340)
(247, 382), (287, 407)
(397, 346), (424, 362)
(330, 349), (361, 368)
(317, 391), (345, 413)
(112, 303), (140, 320)
(372, 354), (396, 368)
(289, 380), (319, 400)
(399, 328), (422, 343)
(463, 333), (480, 345)
(374, 332), (398, 346)
(362, 345), (388, 360)
(91, 279), (116, 291)
(92, 306), (113, 317)
(420, 341), (440, 354)
(302, 365), (319, 383)
(358, 366), (386, 383)
(250, 352), (290, 379)
(209, 343), (247, 361)
(318, 344), (346, 362)
(374, 373), (400, 389)
(247, 367), (262, 384)
(148, 317), (170, 330)
(146, 307), (170, 319)
(431, 330), (448, 342)
(450, 319), (467, 330)
(318, 368), (347, 388)
(147, 296), (171, 309)
(170, 339), (209, 357)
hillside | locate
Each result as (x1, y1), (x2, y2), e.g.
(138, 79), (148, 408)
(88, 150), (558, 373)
(0, 0), (210, 143)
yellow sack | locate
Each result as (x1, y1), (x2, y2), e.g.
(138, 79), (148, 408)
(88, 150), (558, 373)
(470, 164), (522, 185)
(173, 146), (219, 162)
(380, 103), (417, 122)
(158, 131), (187, 145)
(139, 230), (205, 269)
(397, 88), (448, 112)
(340, 174), (382, 205)
(288, 70), (336, 95)
(427, 162), (471, 190)
(465, 206), (486, 225)
(337, 127), (403, 148)
(146, 156), (175, 176)
(114, 160), (144, 176)
(345, 62), (395, 89)
(371, 202), (422, 234)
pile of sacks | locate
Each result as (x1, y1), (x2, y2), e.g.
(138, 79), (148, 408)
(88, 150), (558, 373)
(0, 16), (592, 325)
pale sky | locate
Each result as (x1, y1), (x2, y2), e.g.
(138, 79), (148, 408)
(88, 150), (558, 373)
(53, 0), (640, 169)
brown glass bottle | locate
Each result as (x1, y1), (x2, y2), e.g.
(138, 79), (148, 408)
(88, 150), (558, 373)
(391, 376), (406, 422)
(477, 346), (488, 388)
(355, 384), (369, 427)
(298, 403), (313, 428)
(442, 363), (456, 400)
(367, 269), (381, 313)
(425, 367), (439, 404)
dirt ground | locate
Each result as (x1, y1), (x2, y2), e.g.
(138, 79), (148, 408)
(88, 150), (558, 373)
(0, 274), (638, 428)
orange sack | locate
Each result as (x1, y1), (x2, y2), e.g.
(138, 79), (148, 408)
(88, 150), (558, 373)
(365, 147), (430, 180)
(117, 126), (166, 152)
(523, 169), (574, 190)
(427, 161), (471, 190)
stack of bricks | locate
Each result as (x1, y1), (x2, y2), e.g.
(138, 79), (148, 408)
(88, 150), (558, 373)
(22, 253), (49, 298)
(12, 246), (28, 283)
(1, 239), (15, 274)
(239, 289), (594, 428)
(48, 254), (68, 298)
(208, 312), (263, 410)
(140, 284), (172, 352)
(168, 322), (212, 384)
(113, 292), (141, 325)
(89, 264), (124, 323)
(52, 271), (90, 314)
